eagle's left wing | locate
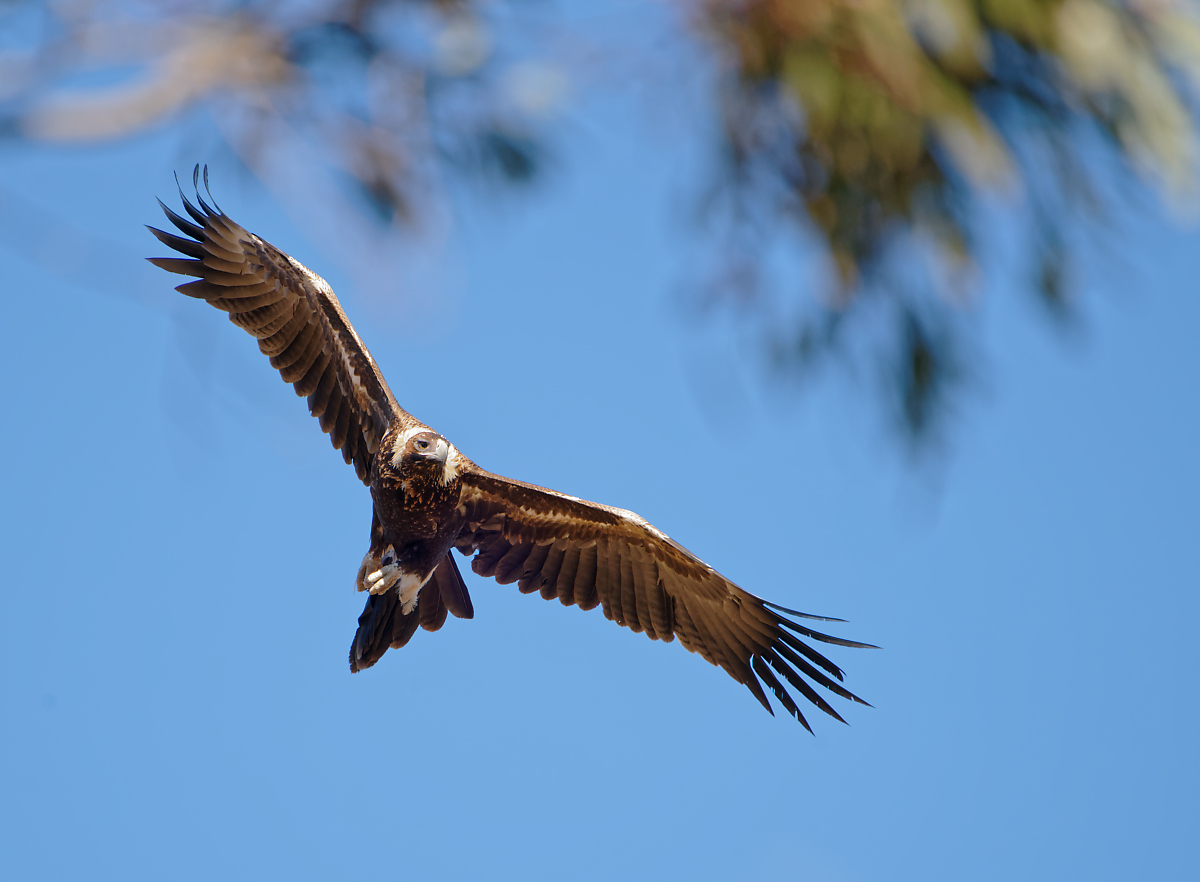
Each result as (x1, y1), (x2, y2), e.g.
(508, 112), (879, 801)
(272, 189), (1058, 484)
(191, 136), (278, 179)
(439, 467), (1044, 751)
(455, 469), (872, 730)
(147, 168), (419, 483)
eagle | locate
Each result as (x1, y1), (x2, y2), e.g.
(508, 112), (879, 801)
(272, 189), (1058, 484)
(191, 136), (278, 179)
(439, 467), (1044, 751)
(147, 170), (872, 731)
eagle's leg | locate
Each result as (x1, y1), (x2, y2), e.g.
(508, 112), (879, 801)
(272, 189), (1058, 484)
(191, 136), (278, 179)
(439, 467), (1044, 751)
(355, 508), (402, 596)
(362, 546), (403, 596)
(354, 508), (430, 612)
(359, 547), (423, 612)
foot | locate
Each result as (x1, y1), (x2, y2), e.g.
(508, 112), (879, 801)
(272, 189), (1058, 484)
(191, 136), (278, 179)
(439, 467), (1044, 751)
(358, 545), (402, 596)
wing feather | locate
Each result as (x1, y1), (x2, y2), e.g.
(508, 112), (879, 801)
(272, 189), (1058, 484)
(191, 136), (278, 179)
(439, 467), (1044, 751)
(156, 197), (204, 239)
(685, 598), (743, 682)
(573, 544), (599, 611)
(418, 576), (449, 633)
(147, 225), (205, 258)
(753, 657), (808, 731)
(318, 385), (345, 435)
(494, 541), (534, 585)
(521, 542), (555, 594)
(550, 544), (577, 605)
(148, 170), (419, 484)
(643, 560), (675, 643)
(620, 547), (642, 634)
(517, 542), (552, 595)
(303, 353), (336, 407)
(597, 537), (622, 625)
(455, 468), (871, 728)
(471, 537), (510, 579)
(275, 323), (325, 380)
(331, 393), (353, 450)
(672, 596), (718, 667)
(631, 547), (657, 640)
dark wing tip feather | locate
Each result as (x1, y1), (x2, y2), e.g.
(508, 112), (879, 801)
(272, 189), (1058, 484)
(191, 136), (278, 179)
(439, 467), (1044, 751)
(734, 600), (874, 728)
(777, 615), (880, 649)
(174, 170), (208, 226)
(194, 164), (222, 217)
(752, 656), (814, 734)
(155, 197), (204, 239)
(761, 599), (848, 623)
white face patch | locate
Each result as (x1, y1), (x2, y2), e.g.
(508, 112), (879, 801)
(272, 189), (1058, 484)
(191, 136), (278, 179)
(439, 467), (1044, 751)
(391, 425), (434, 468)
(441, 444), (465, 486)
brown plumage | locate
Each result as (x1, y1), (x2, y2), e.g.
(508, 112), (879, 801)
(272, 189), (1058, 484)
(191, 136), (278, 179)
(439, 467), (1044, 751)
(148, 169), (873, 732)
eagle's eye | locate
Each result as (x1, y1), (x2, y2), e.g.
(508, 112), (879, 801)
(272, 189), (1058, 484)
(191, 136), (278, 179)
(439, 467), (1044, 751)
(415, 438), (430, 451)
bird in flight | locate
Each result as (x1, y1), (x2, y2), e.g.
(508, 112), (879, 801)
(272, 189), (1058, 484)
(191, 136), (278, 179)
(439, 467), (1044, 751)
(148, 169), (873, 731)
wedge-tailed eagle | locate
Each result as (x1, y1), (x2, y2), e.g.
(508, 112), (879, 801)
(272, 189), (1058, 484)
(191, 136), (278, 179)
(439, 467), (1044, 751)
(148, 171), (872, 731)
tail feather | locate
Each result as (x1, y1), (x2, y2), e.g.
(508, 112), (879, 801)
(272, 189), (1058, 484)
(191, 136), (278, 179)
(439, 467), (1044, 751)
(349, 588), (419, 672)
(349, 553), (470, 672)
(419, 574), (449, 632)
(433, 554), (474, 619)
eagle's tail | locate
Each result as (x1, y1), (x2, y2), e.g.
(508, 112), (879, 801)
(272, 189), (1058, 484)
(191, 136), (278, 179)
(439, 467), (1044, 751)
(349, 554), (472, 672)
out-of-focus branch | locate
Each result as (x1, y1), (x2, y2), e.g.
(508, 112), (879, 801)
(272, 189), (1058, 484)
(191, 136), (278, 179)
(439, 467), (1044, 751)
(4, 0), (1197, 448)
(2, 1), (560, 224)
(687, 0), (1199, 441)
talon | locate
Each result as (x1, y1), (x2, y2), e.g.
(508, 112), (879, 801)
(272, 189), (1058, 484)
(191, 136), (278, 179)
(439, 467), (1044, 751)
(355, 544), (403, 592)
(367, 565), (402, 595)
(358, 544), (402, 594)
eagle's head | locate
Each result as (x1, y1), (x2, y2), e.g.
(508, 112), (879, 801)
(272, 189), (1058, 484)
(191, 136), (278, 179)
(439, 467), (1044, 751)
(381, 426), (464, 488)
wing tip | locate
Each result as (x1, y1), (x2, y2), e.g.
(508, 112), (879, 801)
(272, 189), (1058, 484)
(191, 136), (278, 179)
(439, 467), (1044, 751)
(761, 599), (847, 622)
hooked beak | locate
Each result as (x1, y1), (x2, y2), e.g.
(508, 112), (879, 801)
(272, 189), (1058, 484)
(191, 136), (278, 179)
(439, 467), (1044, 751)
(427, 438), (450, 465)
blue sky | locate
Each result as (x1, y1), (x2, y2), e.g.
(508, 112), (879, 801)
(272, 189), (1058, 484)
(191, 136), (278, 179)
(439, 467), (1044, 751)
(2, 17), (1199, 881)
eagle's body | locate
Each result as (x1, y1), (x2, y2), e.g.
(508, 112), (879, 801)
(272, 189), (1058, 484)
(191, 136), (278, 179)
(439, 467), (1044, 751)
(367, 427), (470, 611)
(148, 171), (872, 730)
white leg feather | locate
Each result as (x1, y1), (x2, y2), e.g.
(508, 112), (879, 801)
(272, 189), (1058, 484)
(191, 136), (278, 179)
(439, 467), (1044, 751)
(397, 573), (425, 614)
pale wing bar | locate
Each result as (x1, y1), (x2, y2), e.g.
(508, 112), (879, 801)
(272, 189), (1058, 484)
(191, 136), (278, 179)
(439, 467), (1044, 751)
(147, 170), (407, 484)
(456, 472), (873, 731)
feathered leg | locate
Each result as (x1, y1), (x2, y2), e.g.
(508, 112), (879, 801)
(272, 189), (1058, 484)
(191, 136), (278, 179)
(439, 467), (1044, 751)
(356, 507), (402, 595)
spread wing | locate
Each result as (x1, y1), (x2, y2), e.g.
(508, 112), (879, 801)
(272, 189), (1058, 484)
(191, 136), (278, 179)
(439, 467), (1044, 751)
(455, 469), (873, 731)
(147, 169), (419, 483)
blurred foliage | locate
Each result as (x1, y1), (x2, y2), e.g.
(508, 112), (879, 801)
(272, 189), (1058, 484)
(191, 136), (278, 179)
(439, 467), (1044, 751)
(2, 0), (1198, 444)
(692, 0), (1200, 442)
(0, 0), (555, 221)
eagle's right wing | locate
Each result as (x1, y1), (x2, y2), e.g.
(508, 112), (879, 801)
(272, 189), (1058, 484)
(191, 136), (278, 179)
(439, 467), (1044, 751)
(455, 468), (874, 731)
(147, 169), (418, 484)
